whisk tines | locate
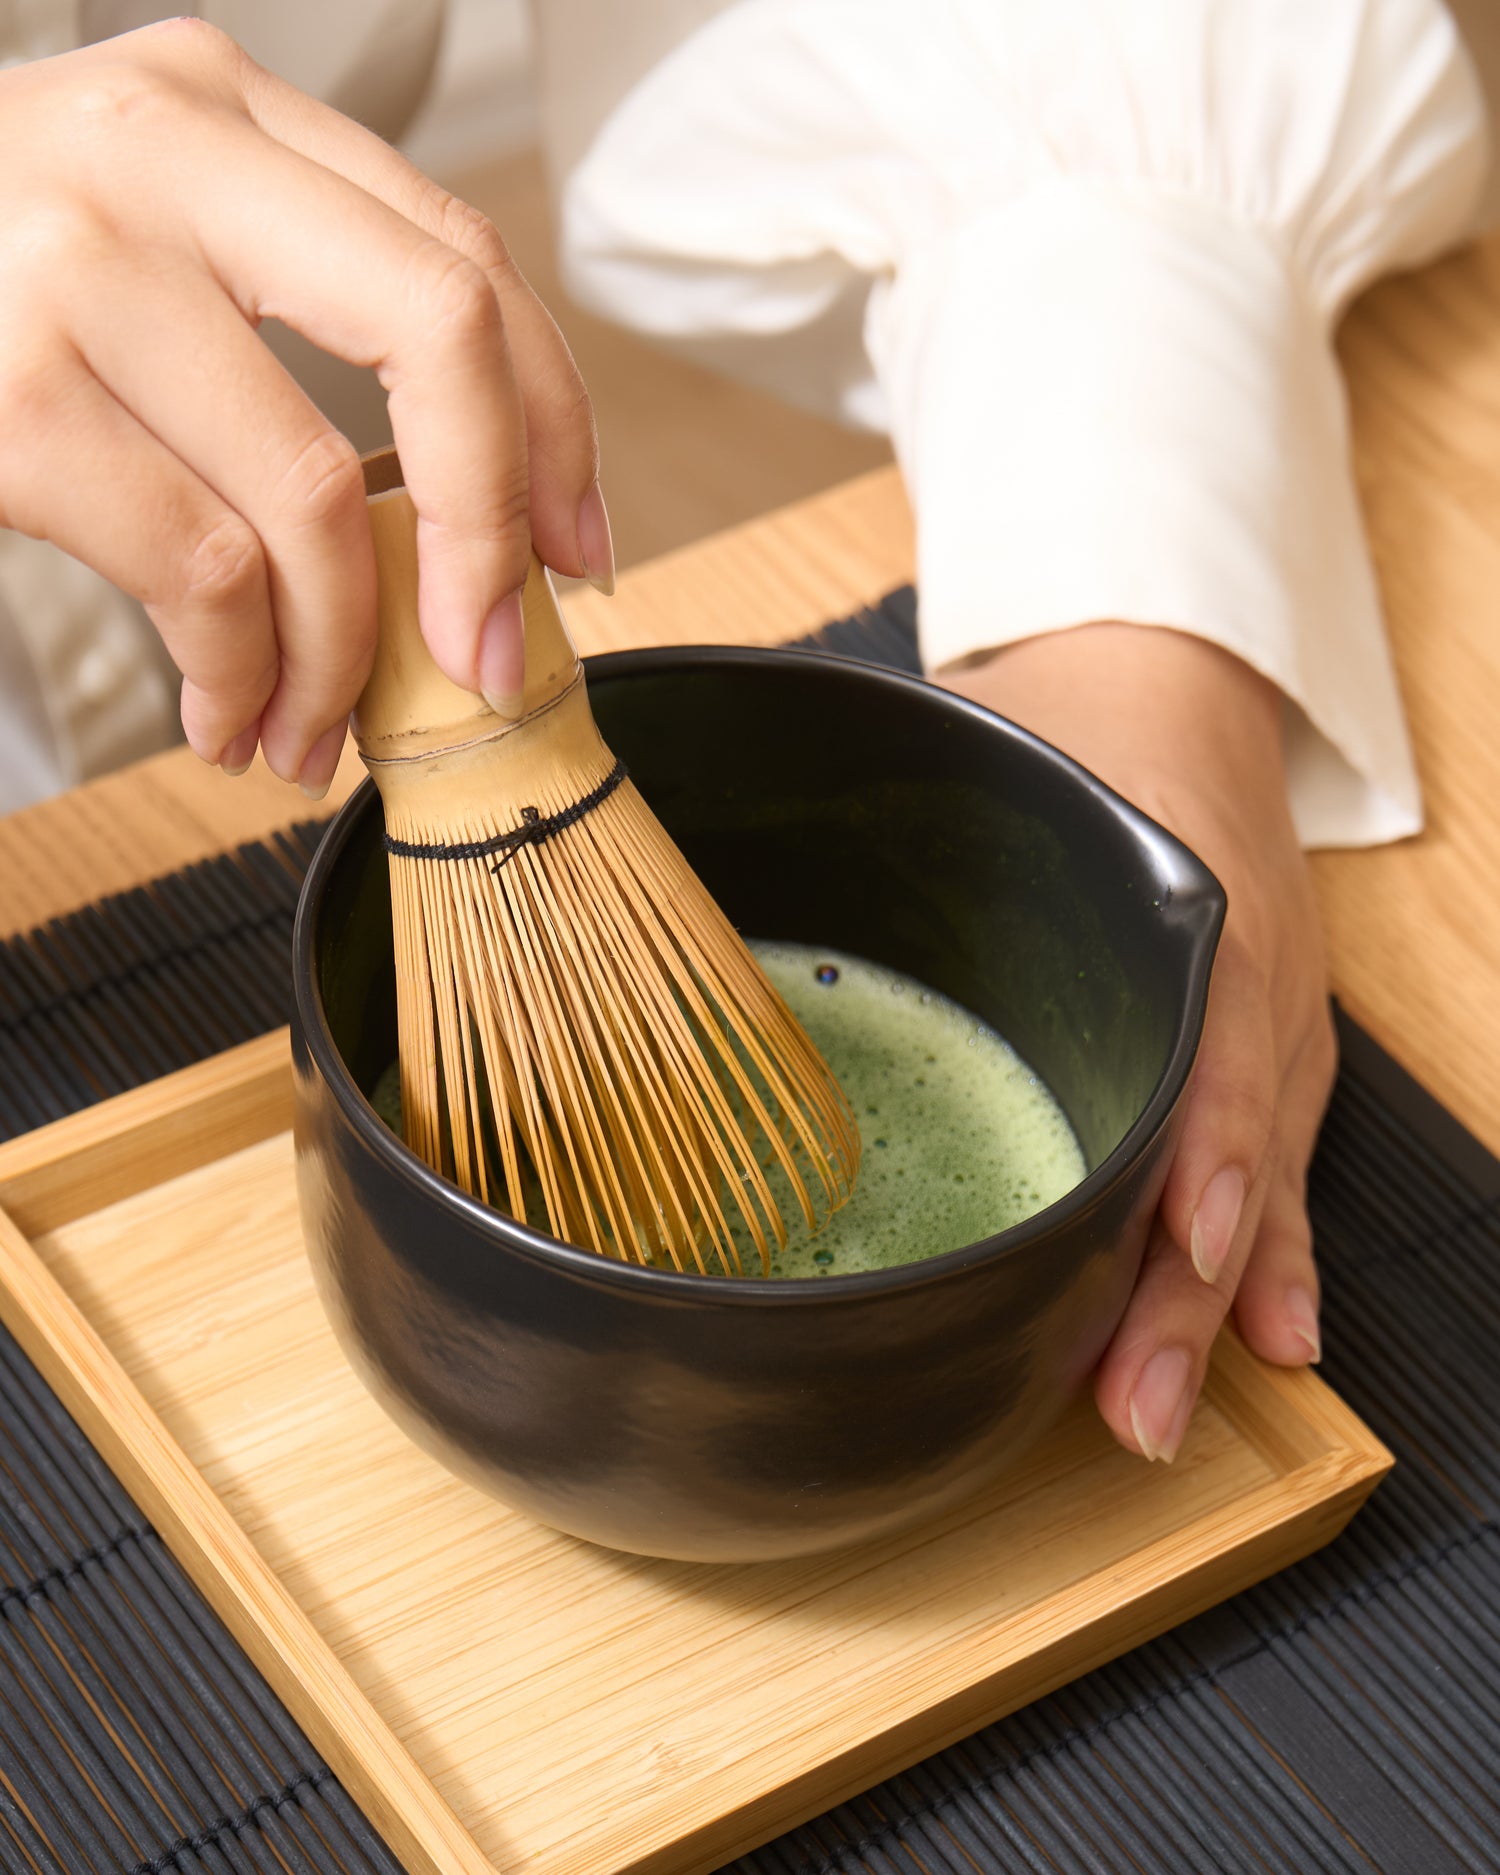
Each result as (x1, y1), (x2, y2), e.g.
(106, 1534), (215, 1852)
(357, 451), (859, 1273)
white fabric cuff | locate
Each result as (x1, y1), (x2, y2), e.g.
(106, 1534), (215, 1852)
(869, 178), (1422, 848)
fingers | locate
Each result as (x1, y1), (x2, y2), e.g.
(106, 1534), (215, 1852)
(1094, 941), (1279, 1463)
(1234, 1014), (1338, 1365)
(1095, 986), (1337, 1464)
(158, 118), (529, 697)
(0, 348), (277, 766)
(218, 721), (262, 778)
(1157, 942), (1277, 1286)
(1094, 1163), (1267, 1463)
(1233, 1174), (1322, 1366)
(483, 281), (609, 590)
(4, 18), (603, 786)
(68, 263), (374, 785)
(235, 62), (608, 589)
(210, 61), (608, 697)
(294, 722), (351, 803)
(18, 20), (604, 737)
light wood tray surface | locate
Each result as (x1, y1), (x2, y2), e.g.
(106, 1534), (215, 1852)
(0, 1033), (1390, 1875)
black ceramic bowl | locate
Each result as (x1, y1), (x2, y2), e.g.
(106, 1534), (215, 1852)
(292, 648), (1223, 1562)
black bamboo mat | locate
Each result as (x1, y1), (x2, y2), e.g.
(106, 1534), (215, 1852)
(0, 588), (1495, 1872)
(0, 1317), (404, 1875)
(0, 825), (324, 1139)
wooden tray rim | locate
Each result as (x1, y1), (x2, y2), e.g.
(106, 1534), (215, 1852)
(0, 1035), (1393, 1875)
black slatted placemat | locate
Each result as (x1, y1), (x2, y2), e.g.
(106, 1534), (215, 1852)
(0, 589), (1495, 1872)
(0, 824), (325, 1141)
(0, 1323), (403, 1875)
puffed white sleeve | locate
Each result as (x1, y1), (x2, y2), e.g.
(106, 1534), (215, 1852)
(560, 0), (1489, 847)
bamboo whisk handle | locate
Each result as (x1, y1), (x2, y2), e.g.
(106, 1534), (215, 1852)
(353, 476), (581, 765)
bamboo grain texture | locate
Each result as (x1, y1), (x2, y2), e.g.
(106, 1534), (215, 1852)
(0, 1054), (1387, 1875)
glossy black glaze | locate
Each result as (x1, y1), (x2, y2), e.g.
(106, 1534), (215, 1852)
(291, 649), (1224, 1561)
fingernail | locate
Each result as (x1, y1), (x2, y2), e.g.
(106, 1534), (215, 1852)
(218, 726), (259, 778)
(1284, 1286), (1322, 1364)
(298, 721), (346, 802)
(479, 589), (525, 718)
(1190, 1166), (1246, 1284)
(577, 481), (615, 596)
(1128, 1348), (1195, 1464)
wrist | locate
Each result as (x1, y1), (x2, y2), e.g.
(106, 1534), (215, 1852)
(940, 623), (1294, 851)
(944, 622), (1283, 778)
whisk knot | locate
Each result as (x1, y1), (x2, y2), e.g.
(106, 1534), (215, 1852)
(383, 756), (629, 871)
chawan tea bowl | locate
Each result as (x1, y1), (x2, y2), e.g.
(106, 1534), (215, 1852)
(291, 647), (1224, 1562)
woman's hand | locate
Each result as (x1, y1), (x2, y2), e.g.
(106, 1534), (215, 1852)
(941, 624), (1335, 1462)
(0, 21), (609, 795)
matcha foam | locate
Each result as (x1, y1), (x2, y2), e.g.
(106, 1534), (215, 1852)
(743, 942), (1085, 1278)
(369, 941), (1086, 1278)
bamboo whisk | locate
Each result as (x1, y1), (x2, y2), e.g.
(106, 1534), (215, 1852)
(354, 454), (859, 1274)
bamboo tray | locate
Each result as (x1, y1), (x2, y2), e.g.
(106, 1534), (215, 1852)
(0, 1032), (1391, 1875)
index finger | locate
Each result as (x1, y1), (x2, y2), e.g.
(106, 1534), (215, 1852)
(233, 59), (603, 584)
(179, 112), (533, 697)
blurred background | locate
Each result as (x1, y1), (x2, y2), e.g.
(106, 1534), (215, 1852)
(268, 0), (892, 573)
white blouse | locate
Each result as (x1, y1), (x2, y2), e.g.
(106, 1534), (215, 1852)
(561, 0), (1491, 847)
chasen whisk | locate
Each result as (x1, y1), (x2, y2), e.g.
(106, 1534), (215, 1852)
(353, 449), (859, 1274)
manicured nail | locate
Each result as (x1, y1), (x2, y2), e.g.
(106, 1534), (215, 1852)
(1284, 1286), (1322, 1364)
(1128, 1348), (1195, 1464)
(479, 589), (525, 718)
(298, 721), (346, 802)
(576, 481), (615, 596)
(218, 726), (259, 778)
(1190, 1166), (1246, 1284)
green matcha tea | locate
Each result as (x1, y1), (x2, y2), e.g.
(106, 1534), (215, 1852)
(744, 943), (1084, 1277)
(372, 941), (1085, 1278)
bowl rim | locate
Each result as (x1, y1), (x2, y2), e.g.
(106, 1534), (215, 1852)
(292, 643), (1225, 1302)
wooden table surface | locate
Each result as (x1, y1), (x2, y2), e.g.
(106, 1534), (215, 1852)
(3, 230), (1500, 1167)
